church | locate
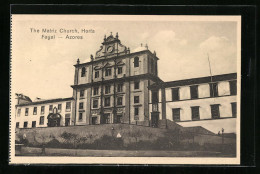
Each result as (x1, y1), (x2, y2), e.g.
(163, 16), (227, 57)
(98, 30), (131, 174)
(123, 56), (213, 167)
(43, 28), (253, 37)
(15, 33), (237, 133)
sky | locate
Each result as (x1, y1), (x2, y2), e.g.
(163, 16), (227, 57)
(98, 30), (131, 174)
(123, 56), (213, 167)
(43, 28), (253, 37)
(11, 15), (240, 101)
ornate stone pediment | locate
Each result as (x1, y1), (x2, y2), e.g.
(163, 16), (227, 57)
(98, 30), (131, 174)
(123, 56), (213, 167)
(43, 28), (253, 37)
(95, 32), (127, 59)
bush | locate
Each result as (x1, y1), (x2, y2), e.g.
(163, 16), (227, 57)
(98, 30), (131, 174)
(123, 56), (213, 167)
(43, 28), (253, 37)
(46, 138), (61, 148)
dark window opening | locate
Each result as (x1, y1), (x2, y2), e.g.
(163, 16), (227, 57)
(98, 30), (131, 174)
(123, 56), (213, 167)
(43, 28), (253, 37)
(118, 67), (123, 74)
(172, 108), (181, 121)
(80, 90), (85, 97)
(33, 107), (37, 115)
(134, 81), (139, 89)
(81, 67), (86, 77)
(39, 116), (44, 125)
(191, 106), (200, 120)
(32, 121), (36, 128)
(49, 105), (53, 112)
(41, 106), (45, 114)
(104, 97), (110, 107)
(117, 84), (123, 92)
(190, 85), (198, 99)
(95, 71), (99, 78)
(105, 85), (111, 94)
(104, 114), (110, 124)
(16, 122), (19, 128)
(210, 83), (218, 97)
(152, 91), (158, 103)
(134, 57), (139, 67)
(231, 102), (237, 117)
(211, 104), (220, 119)
(229, 80), (237, 95)
(23, 122), (28, 128)
(105, 68), (111, 76)
(134, 107), (139, 116)
(134, 96), (139, 103)
(66, 102), (71, 111)
(58, 104), (62, 112)
(93, 100), (98, 108)
(79, 102), (84, 109)
(93, 87), (99, 95)
(172, 88), (180, 101)
(25, 108), (29, 116)
(79, 113), (83, 120)
(92, 117), (97, 125)
(117, 97), (123, 106)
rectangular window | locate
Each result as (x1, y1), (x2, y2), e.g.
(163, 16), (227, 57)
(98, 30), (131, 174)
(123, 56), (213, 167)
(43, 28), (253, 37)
(152, 91), (158, 103)
(118, 67), (123, 74)
(32, 121), (36, 128)
(190, 85), (198, 99)
(39, 116), (44, 125)
(134, 57), (139, 67)
(104, 97), (110, 107)
(105, 85), (111, 94)
(41, 106), (45, 114)
(134, 108), (139, 120)
(211, 104), (220, 119)
(191, 106), (200, 120)
(66, 102), (71, 111)
(172, 88), (179, 101)
(23, 122), (28, 128)
(79, 102), (84, 109)
(104, 114), (110, 124)
(17, 108), (21, 117)
(49, 105), (53, 112)
(79, 113), (83, 121)
(229, 80), (237, 95)
(95, 71), (99, 78)
(231, 102), (237, 117)
(134, 81), (139, 89)
(92, 117), (97, 125)
(80, 90), (85, 97)
(172, 108), (181, 121)
(117, 97), (123, 106)
(58, 104), (62, 112)
(134, 96), (139, 103)
(93, 99), (98, 108)
(93, 87), (99, 95)
(16, 122), (19, 128)
(117, 84), (123, 92)
(210, 83), (218, 97)
(25, 108), (29, 116)
(33, 107), (37, 115)
(105, 68), (111, 76)
(134, 107), (139, 116)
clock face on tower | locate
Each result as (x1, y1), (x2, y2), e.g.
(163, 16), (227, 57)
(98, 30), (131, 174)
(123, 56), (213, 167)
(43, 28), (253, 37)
(107, 46), (114, 53)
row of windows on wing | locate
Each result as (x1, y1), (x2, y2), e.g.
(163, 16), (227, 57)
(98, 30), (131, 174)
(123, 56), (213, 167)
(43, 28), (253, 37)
(171, 102), (237, 122)
(78, 95), (141, 110)
(17, 102), (72, 116)
(80, 57), (141, 77)
(16, 113), (71, 128)
(170, 81), (237, 101)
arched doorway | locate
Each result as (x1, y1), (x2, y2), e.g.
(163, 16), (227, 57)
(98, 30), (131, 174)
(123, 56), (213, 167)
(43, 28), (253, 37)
(47, 107), (62, 127)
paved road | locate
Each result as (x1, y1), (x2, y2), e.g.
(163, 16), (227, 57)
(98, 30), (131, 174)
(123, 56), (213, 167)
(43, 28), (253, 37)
(17, 147), (236, 157)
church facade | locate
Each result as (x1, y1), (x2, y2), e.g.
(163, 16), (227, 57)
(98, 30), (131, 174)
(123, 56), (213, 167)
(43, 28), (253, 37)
(71, 33), (162, 126)
(15, 33), (238, 133)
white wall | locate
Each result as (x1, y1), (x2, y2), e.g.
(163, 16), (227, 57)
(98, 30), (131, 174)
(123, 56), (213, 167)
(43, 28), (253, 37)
(165, 95), (237, 121)
(16, 100), (73, 128)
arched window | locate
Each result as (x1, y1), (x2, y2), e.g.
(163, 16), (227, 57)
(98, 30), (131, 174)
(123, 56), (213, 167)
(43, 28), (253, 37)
(134, 57), (139, 67)
(81, 67), (86, 77)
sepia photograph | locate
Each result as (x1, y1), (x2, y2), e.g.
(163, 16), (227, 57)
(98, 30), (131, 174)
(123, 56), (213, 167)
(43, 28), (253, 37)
(10, 15), (241, 164)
